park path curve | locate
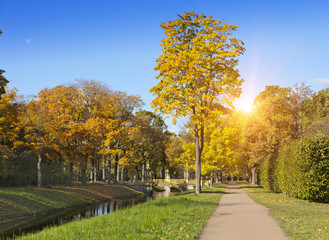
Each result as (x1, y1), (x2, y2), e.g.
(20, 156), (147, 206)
(199, 184), (289, 240)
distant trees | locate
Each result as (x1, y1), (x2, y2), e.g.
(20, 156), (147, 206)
(150, 12), (245, 193)
(240, 84), (314, 184)
(131, 110), (169, 181)
(304, 88), (329, 136)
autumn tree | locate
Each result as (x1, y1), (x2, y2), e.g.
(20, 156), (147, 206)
(303, 88), (329, 136)
(290, 82), (312, 138)
(243, 85), (305, 184)
(103, 90), (142, 183)
(35, 85), (85, 186)
(131, 110), (168, 181)
(0, 89), (20, 162)
(202, 113), (244, 184)
(150, 12), (245, 193)
(20, 98), (54, 187)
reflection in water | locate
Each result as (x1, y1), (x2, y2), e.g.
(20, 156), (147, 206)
(3, 190), (177, 238)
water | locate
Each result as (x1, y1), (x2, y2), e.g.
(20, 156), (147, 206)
(2, 190), (176, 238)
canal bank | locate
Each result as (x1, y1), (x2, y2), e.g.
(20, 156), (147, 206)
(15, 188), (223, 240)
(0, 183), (146, 236)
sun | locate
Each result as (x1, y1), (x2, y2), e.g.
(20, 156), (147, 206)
(235, 100), (254, 113)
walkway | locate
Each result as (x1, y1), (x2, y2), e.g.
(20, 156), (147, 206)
(199, 184), (289, 240)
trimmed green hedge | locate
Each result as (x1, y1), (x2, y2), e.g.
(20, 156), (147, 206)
(276, 140), (303, 198)
(258, 153), (280, 192)
(258, 133), (329, 202)
(0, 153), (71, 187)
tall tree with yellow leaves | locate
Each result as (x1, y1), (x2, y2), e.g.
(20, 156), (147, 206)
(36, 85), (85, 186)
(150, 12), (245, 193)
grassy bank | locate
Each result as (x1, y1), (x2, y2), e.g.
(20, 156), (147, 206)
(18, 188), (223, 240)
(243, 186), (329, 240)
(0, 183), (144, 234)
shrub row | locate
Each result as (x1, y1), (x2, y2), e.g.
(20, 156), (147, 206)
(0, 153), (70, 187)
(258, 133), (329, 202)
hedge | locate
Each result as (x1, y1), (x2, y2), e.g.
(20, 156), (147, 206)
(258, 133), (329, 202)
(258, 153), (280, 192)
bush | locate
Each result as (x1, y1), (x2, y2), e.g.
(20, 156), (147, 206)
(258, 153), (280, 192)
(0, 153), (71, 187)
(276, 141), (303, 198)
(259, 134), (329, 202)
(296, 134), (329, 202)
(258, 133), (329, 202)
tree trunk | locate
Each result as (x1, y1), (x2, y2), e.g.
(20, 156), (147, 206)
(69, 162), (73, 187)
(121, 166), (124, 181)
(195, 123), (201, 194)
(82, 168), (86, 185)
(245, 167), (249, 183)
(141, 162), (145, 182)
(215, 170), (219, 183)
(114, 154), (118, 183)
(116, 164), (120, 182)
(210, 172), (213, 188)
(81, 156), (87, 185)
(90, 159), (94, 183)
(159, 167), (163, 179)
(161, 166), (165, 179)
(107, 154), (112, 184)
(94, 162), (97, 182)
(135, 166), (141, 180)
(251, 166), (257, 185)
(141, 151), (145, 182)
(102, 155), (106, 182)
(37, 153), (42, 188)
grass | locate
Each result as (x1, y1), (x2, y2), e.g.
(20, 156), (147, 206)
(243, 186), (329, 240)
(17, 188), (224, 240)
(212, 184), (227, 188)
(0, 183), (144, 234)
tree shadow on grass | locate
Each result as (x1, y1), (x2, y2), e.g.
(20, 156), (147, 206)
(239, 185), (262, 189)
(151, 197), (220, 208)
(180, 189), (225, 195)
(200, 190), (226, 194)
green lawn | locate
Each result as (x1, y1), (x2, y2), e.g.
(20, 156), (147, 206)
(18, 188), (223, 240)
(243, 186), (329, 240)
(0, 183), (144, 235)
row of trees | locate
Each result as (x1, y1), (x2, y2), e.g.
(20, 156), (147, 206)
(0, 79), (174, 187)
(243, 83), (329, 185)
(250, 84), (329, 202)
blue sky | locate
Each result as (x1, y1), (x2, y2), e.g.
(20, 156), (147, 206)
(1, 0), (329, 131)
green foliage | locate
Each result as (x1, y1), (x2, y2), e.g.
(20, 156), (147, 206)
(276, 141), (303, 198)
(296, 134), (329, 202)
(258, 153), (279, 192)
(259, 133), (329, 202)
(0, 154), (70, 187)
(304, 88), (329, 136)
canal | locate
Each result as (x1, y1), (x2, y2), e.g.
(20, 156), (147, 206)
(2, 190), (177, 238)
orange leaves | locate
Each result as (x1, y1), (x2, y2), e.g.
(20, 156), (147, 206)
(0, 88), (20, 144)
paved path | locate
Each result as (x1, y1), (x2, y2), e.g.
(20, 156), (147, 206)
(199, 185), (289, 240)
